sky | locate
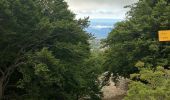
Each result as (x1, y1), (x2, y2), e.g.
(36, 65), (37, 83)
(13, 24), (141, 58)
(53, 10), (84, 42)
(65, 0), (138, 19)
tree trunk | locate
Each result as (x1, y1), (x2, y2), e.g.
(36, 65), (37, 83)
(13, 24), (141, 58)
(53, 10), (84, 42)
(0, 79), (4, 100)
(76, 94), (79, 100)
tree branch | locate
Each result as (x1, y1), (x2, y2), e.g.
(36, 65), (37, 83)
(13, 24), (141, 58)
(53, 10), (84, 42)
(0, 68), (4, 76)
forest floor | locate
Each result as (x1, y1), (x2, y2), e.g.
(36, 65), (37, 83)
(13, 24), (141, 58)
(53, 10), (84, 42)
(102, 79), (127, 100)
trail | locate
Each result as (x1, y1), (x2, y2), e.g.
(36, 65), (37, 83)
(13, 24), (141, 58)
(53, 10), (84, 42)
(101, 78), (128, 100)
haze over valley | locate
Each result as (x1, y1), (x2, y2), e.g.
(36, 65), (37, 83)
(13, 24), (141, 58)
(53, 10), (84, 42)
(86, 19), (121, 39)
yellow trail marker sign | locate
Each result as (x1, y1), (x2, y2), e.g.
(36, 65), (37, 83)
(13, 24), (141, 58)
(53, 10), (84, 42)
(158, 30), (170, 41)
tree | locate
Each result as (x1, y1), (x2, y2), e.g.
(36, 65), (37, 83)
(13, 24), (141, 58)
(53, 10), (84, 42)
(0, 0), (48, 98)
(104, 0), (170, 99)
(105, 0), (170, 78)
(0, 0), (102, 99)
(125, 66), (170, 100)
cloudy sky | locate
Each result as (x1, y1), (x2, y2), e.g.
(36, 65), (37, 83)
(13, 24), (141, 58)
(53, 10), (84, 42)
(65, 0), (138, 19)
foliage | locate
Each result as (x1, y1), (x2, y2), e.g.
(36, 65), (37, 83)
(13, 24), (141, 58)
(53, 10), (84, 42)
(105, 0), (170, 77)
(104, 0), (170, 99)
(125, 66), (170, 100)
(18, 48), (102, 100)
(0, 0), (102, 99)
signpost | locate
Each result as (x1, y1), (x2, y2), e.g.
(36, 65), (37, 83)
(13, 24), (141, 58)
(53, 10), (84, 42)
(158, 30), (170, 41)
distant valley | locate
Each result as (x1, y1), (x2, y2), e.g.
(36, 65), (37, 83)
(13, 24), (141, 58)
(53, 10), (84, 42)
(86, 19), (121, 39)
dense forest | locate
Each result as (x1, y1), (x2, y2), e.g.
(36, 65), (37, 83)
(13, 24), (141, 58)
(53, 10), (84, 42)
(0, 0), (170, 100)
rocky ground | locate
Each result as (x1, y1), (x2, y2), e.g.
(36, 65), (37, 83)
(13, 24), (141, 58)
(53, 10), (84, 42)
(101, 77), (128, 100)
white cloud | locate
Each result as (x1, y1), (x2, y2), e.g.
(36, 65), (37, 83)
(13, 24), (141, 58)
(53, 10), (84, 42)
(90, 25), (113, 29)
(65, 0), (138, 19)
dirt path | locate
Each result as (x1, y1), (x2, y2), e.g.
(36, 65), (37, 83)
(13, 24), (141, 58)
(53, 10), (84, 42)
(101, 79), (127, 100)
